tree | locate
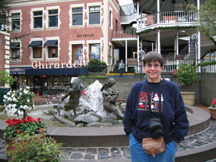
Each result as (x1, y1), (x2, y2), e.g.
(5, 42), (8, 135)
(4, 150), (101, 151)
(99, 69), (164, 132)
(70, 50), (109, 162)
(188, 0), (216, 38)
(0, 0), (10, 31)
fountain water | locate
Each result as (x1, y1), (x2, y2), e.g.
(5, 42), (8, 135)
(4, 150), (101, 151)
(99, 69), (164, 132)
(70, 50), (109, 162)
(79, 80), (106, 117)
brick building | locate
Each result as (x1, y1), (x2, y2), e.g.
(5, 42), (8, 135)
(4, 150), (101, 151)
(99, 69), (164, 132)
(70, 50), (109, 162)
(6, 0), (123, 93)
(0, 31), (10, 75)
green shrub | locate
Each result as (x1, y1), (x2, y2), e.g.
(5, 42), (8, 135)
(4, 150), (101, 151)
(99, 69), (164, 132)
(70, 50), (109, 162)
(87, 58), (107, 72)
(7, 133), (65, 162)
(0, 70), (15, 87)
(198, 61), (216, 66)
(177, 64), (199, 85)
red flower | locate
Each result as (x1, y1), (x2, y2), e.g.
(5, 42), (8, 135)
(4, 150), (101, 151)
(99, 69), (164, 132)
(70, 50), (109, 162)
(22, 118), (28, 123)
(9, 123), (13, 127)
(12, 119), (21, 125)
(37, 117), (41, 122)
(212, 99), (216, 105)
(6, 119), (12, 124)
(81, 91), (85, 95)
(27, 116), (37, 122)
(194, 66), (196, 68)
(17, 130), (20, 134)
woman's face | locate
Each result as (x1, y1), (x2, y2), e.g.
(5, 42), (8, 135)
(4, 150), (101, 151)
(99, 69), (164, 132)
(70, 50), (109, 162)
(143, 61), (163, 82)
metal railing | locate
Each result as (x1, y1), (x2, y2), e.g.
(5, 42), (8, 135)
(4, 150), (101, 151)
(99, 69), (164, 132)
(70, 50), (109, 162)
(112, 29), (136, 38)
(136, 11), (197, 29)
(80, 59), (216, 82)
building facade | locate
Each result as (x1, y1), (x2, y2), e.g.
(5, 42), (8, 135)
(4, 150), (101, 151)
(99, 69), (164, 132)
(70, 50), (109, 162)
(5, 0), (122, 93)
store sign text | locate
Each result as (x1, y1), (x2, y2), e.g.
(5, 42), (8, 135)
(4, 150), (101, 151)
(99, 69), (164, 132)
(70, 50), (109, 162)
(77, 34), (94, 38)
(32, 61), (80, 69)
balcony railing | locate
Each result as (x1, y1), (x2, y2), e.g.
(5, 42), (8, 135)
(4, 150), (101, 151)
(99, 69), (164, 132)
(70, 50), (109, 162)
(112, 29), (136, 38)
(137, 11), (198, 29)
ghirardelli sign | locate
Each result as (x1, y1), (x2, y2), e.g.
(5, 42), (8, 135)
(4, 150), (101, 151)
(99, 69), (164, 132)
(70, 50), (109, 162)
(32, 61), (80, 69)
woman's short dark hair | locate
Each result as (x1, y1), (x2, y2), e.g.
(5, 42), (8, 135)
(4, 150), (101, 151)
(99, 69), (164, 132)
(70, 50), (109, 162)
(143, 51), (164, 67)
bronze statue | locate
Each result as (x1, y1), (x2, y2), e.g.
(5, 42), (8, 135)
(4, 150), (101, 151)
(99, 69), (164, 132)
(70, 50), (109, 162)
(100, 78), (124, 118)
(61, 78), (83, 115)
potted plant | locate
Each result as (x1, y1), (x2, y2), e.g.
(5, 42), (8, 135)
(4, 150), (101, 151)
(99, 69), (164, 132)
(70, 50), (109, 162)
(176, 64), (199, 106)
(7, 133), (65, 162)
(209, 98), (216, 120)
(2, 87), (48, 154)
(0, 70), (15, 105)
(177, 64), (199, 85)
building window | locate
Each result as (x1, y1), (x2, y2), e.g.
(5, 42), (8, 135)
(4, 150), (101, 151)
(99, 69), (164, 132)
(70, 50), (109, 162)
(11, 13), (20, 30)
(109, 10), (112, 28)
(33, 11), (43, 28)
(72, 44), (83, 64)
(33, 47), (42, 58)
(108, 45), (112, 64)
(0, 12), (7, 31)
(48, 9), (58, 27)
(44, 40), (58, 58)
(28, 41), (43, 58)
(72, 7), (83, 26)
(10, 42), (20, 59)
(89, 6), (100, 25)
(89, 43), (100, 60)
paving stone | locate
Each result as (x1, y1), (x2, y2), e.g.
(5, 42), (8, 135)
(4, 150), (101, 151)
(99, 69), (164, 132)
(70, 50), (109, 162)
(98, 153), (110, 160)
(84, 154), (95, 160)
(111, 147), (120, 154)
(86, 148), (97, 155)
(121, 147), (131, 158)
(71, 153), (83, 159)
(98, 148), (109, 154)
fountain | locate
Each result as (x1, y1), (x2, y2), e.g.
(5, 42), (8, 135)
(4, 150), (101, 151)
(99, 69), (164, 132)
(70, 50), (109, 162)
(50, 78), (124, 127)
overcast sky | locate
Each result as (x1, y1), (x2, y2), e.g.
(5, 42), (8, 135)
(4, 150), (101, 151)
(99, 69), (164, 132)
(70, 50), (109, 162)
(118, 0), (133, 6)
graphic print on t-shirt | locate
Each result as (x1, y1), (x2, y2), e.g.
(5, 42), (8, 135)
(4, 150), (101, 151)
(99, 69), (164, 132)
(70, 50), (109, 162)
(138, 92), (164, 112)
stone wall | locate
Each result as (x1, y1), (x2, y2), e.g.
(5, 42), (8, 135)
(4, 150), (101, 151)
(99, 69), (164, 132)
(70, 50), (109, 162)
(200, 79), (216, 106)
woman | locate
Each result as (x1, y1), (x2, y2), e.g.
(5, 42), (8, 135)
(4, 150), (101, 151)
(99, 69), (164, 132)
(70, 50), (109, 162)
(123, 51), (189, 162)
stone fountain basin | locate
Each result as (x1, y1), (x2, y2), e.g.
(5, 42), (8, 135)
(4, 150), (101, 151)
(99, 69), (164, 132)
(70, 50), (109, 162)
(0, 105), (210, 147)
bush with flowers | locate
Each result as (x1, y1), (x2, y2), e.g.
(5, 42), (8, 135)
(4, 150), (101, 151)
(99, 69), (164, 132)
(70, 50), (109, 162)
(7, 133), (65, 162)
(4, 116), (47, 138)
(3, 87), (36, 118)
(210, 98), (216, 108)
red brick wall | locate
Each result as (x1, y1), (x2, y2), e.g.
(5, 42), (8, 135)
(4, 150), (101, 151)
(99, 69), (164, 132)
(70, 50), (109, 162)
(9, 0), (120, 67)
(0, 32), (10, 72)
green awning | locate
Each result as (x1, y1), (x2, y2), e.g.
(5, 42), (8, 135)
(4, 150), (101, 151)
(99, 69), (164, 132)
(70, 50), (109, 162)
(44, 40), (58, 46)
(28, 41), (42, 47)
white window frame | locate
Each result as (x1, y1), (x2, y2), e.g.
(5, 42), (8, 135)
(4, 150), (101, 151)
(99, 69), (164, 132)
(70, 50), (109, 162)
(109, 7), (113, 29)
(45, 37), (60, 61)
(87, 40), (101, 62)
(46, 6), (60, 30)
(70, 4), (84, 28)
(30, 8), (44, 31)
(108, 43), (113, 65)
(87, 2), (101, 27)
(9, 10), (22, 32)
(29, 38), (44, 61)
(69, 40), (85, 65)
(10, 40), (22, 62)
